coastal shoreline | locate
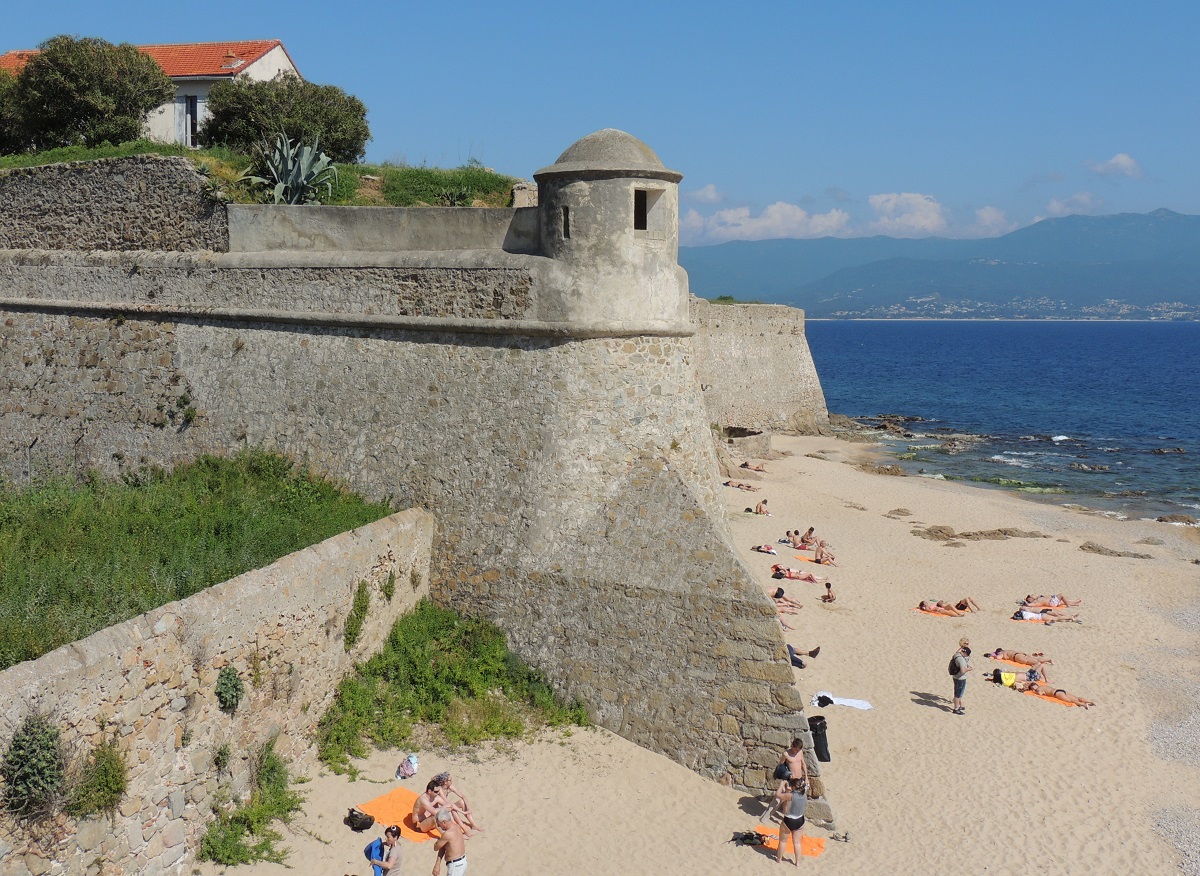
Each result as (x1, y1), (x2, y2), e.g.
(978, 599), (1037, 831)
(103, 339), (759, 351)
(196, 433), (1200, 876)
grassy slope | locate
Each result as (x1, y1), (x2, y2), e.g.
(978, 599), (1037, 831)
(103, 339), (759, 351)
(0, 140), (519, 207)
(0, 451), (393, 670)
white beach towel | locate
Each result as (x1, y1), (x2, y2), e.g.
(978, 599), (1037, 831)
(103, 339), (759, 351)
(811, 691), (873, 710)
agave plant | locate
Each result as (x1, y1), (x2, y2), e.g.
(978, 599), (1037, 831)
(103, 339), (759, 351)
(238, 132), (338, 205)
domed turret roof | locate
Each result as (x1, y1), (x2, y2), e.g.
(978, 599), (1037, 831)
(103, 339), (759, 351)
(534, 129), (682, 183)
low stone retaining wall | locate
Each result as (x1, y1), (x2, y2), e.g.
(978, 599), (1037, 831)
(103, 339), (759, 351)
(0, 156), (228, 253)
(0, 508), (433, 876)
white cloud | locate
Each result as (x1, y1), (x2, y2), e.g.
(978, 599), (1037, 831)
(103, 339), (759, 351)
(963, 206), (1018, 237)
(866, 192), (947, 237)
(1044, 191), (1103, 218)
(687, 183), (723, 204)
(686, 202), (851, 243)
(1086, 152), (1142, 178)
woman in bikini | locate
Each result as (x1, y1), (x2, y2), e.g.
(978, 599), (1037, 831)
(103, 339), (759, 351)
(986, 649), (1052, 666)
(795, 527), (817, 549)
(918, 600), (965, 617)
(1014, 679), (1095, 708)
(771, 564), (826, 584)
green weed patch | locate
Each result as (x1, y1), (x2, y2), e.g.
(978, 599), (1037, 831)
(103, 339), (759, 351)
(318, 600), (588, 773)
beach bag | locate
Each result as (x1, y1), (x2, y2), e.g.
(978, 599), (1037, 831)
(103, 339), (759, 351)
(347, 808), (375, 831)
(733, 830), (767, 846)
(773, 763), (791, 781)
(396, 753), (419, 779)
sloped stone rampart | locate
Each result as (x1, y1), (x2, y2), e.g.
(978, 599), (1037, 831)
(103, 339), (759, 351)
(0, 155), (228, 252)
(0, 509), (433, 876)
(691, 298), (830, 434)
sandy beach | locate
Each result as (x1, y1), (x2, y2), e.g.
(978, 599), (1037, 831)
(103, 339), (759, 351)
(198, 434), (1200, 876)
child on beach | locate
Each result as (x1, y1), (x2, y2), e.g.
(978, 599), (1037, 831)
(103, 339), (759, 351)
(821, 581), (836, 603)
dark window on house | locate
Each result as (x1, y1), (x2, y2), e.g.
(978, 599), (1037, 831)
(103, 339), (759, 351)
(634, 190), (648, 230)
(186, 96), (198, 147)
(562, 206), (570, 239)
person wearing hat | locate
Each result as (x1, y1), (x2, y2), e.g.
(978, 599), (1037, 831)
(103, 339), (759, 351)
(950, 638), (972, 715)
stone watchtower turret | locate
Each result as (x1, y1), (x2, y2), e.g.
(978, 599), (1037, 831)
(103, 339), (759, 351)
(533, 128), (689, 331)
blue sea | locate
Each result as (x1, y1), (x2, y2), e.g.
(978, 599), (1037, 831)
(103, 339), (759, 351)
(805, 321), (1200, 519)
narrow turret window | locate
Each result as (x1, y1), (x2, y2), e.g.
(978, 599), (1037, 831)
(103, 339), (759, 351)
(634, 189), (665, 238)
(634, 190), (648, 230)
(562, 206), (570, 238)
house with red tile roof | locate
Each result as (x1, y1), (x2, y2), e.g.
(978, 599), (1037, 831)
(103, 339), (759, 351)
(0, 40), (299, 147)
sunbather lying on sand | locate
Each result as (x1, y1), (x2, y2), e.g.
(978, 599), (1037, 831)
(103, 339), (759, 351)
(771, 564), (826, 583)
(740, 461), (768, 472)
(1013, 679), (1095, 708)
(1014, 607), (1082, 624)
(918, 600), (970, 616)
(753, 544), (779, 555)
(724, 480), (760, 492)
(952, 597), (981, 612)
(814, 540), (837, 565)
(1023, 593), (1082, 607)
(772, 587), (804, 611)
(986, 649), (1052, 666)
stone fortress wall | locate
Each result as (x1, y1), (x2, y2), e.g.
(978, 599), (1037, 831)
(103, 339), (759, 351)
(0, 135), (833, 872)
(0, 509), (434, 876)
(692, 297), (830, 436)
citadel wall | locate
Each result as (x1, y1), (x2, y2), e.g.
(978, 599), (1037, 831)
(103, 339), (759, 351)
(691, 297), (830, 435)
(0, 509), (433, 876)
(0, 144), (834, 874)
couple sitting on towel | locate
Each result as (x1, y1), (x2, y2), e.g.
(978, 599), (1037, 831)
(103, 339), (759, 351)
(412, 773), (482, 836)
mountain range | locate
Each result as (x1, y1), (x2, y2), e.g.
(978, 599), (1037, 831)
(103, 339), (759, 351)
(679, 209), (1200, 319)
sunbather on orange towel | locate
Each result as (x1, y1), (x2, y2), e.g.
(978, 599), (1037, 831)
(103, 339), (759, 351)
(1014, 607), (1082, 624)
(1014, 679), (1095, 708)
(1023, 593), (1082, 607)
(918, 600), (965, 617)
(986, 649), (1052, 666)
(814, 540), (837, 565)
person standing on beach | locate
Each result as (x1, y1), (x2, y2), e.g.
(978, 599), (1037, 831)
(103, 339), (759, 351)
(432, 808), (468, 875)
(950, 638), (972, 715)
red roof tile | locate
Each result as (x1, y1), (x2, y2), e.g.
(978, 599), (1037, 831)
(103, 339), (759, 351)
(0, 40), (296, 79)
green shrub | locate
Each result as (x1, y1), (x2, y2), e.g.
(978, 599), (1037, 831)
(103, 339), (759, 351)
(213, 743), (231, 773)
(381, 572), (396, 602)
(197, 740), (304, 865)
(199, 74), (369, 163)
(11, 35), (174, 151)
(0, 71), (21, 155)
(317, 600), (588, 772)
(216, 666), (245, 712)
(66, 733), (127, 817)
(0, 449), (393, 670)
(343, 581), (370, 651)
(1, 714), (66, 819)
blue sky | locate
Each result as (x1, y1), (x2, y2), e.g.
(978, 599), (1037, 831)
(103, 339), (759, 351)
(9, 1), (1199, 245)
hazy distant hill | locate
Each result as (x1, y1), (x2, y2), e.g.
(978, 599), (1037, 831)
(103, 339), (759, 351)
(679, 209), (1200, 318)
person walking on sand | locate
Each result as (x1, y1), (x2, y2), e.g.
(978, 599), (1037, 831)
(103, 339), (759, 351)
(432, 809), (468, 876)
(950, 638), (972, 715)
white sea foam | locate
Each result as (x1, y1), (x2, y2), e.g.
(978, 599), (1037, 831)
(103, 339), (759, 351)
(988, 455), (1033, 468)
(1051, 435), (1071, 442)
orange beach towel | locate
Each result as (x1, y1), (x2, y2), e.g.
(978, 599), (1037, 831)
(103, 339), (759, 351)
(1021, 688), (1079, 707)
(913, 608), (955, 618)
(357, 786), (441, 843)
(752, 824), (826, 857)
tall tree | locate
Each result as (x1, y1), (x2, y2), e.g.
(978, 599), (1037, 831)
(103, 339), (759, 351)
(199, 74), (371, 164)
(15, 36), (174, 149)
(0, 71), (23, 154)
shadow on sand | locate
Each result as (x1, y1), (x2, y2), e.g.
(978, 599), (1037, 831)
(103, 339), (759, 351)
(910, 690), (955, 712)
